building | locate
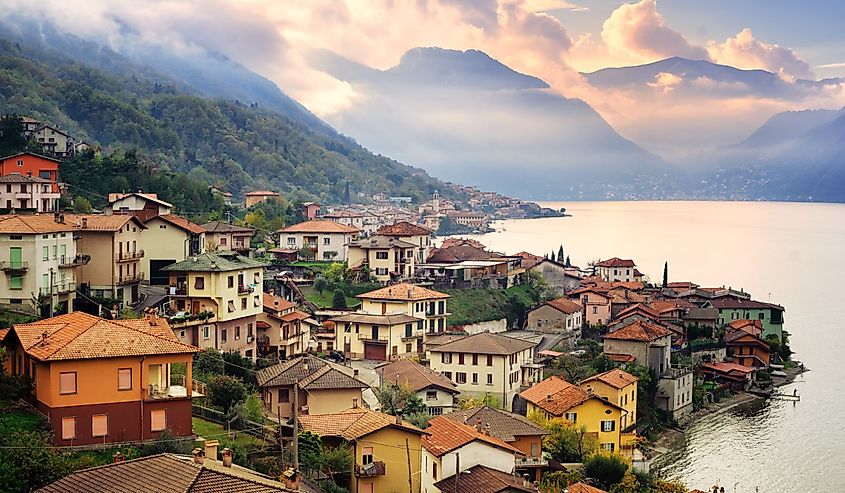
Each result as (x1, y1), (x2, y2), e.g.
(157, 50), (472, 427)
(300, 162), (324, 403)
(0, 174), (61, 212)
(256, 355), (369, 420)
(245, 191), (281, 208)
(105, 193), (173, 222)
(700, 362), (755, 391)
(375, 359), (459, 416)
(202, 221), (256, 257)
(443, 406), (548, 481)
(302, 202), (321, 220)
(142, 214), (205, 285)
(323, 210), (365, 230)
(347, 236), (417, 282)
(1, 312), (199, 446)
(209, 185), (234, 206)
(601, 320), (673, 375)
(725, 320), (771, 368)
(432, 464), (540, 493)
(257, 292), (315, 360)
(356, 282), (450, 336)
(656, 366), (694, 420)
(0, 214), (85, 315)
(564, 483), (608, 493)
(32, 124), (74, 157)
(276, 220), (360, 261)
(426, 332), (540, 412)
(705, 298), (785, 341)
(526, 298), (582, 334)
(576, 289), (612, 326)
(376, 222), (433, 263)
(299, 408), (427, 493)
(0, 152), (60, 191)
(578, 369), (639, 431)
(519, 376), (631, 454)
(331, 312), (423, 361)
(595, 258), (638, 283)
(421, 415), (523, 493)
(514, 252), (580, 294)
(73, 214), (147, 307)
(161, 252), (266, 359)
(445, 210), (486, 229)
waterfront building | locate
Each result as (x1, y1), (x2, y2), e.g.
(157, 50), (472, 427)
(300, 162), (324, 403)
(578, 369), (639, 431)
(705, 297), (785, 341)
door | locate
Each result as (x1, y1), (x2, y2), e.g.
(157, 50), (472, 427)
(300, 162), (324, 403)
(9, 247), (22, 268)
(364, 343), (387, 361)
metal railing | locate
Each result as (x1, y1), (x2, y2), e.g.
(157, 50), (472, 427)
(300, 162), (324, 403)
(116, 250), (145, 262)
(1, 261), (28, 272)
(238, 284), (254, 294)
(116, 272), (145, 285)
(59, 254), (90, 268)
(39, 282), (76, 295)
(354, 461), (386, 478)
(515, 456), (548, 467)
(358, 333), (389, 342)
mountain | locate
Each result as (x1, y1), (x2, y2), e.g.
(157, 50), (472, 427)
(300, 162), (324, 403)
(732, 108), (845, 149)
(315, 47), (674, 200)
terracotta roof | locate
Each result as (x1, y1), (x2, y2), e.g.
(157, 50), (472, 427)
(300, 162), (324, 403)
(666, 281), (700, 290)
(107, 192), (173, 208)
(604, 353), (636, 363)
(329, 313), (419, 325)
(727, 319), (763, 336)
(0, 328), (8, 342)
(36, 453), (290, 492)
(298, 408), (426, 440)
(602, 320), (673, 342)
(0, 173), (53, 183)
(348, 236), (416, 250)
(442, 407), (548, 442)
(595, 257), (636, 268)
(375, 359), (457, 394)
(0, 215), (77, 234)
(648, 299), (695, 314)
(422, 416), (524, 457)
(245, 191), (280, 196)
(279, 311), (311, 323)
(579, 369), (639, 390)
(440, 238), (486, 249)
(701, 362), (755, 375)
(68, 214), (148, 232)
(263, 293), (297, 312)
(162, 252), (267, 272)
(202, 221), (255, 234)
(277, 220), (359, 234)
(256, 355), (368, 390)
(322, 211), (363, 218)
(520, 376), (591, 416)
(613, 304), (658, 322)
(707, 298), (784, 311)
(429, 332), (536, 356)
(428, 244), (493, 263)
(544, 298), (582, 315)
(356, 282), (449, 301)
(149, 214), (206, 235)
(12, 312), (197, 362)
(565, 482), (608, 493)
(376, 221), (432, 236)
(433, 464), (538, 493)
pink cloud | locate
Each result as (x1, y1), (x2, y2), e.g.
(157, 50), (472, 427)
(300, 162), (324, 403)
(707, 28), (814, 80)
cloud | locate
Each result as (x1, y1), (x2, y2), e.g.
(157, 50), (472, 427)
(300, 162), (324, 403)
(647, 72), (683, 92)
(523, 0), (588, 12)
(816, 62), (845, 69)
(707, 28), (814, 80)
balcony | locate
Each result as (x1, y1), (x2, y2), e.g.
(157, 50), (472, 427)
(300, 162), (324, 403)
(354, 461), (386, 478)
(116, 272), (145, 285)
(146, 374), (206, 401)
(59, 254), (90, 268)
(168, 311), (216, 328)
(358, 333), (389, 343)
(1, 261), (28, 272)
(238, 284), (254, 295)
(401, 330), (424, 341)
(515, 456), (548, 468)
(116, 250), (145, 262)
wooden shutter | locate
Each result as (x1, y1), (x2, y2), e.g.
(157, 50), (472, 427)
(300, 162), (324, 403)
(150, 409), (167, 432)
(59, 372), (77, 394)
(61, 417), (76, 440)
(118, 368), (132, 390)
(92, 414), (108, 437)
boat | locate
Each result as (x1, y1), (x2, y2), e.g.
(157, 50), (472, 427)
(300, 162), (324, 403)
(771, 370), (788, 378)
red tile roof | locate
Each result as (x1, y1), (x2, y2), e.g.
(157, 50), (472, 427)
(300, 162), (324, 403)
(580, 369), (639, 390)
(595, 257), (636, 268)
(277, 220), (359, 234)
(701, 362), (755, 375)
(428, 332), (536, 356)
(604, 353), (636, 363)
(707, 298), (784, 311)
(566, 483), (608, 493)
(263, 293), (297, 312)
(519, 376), (593, 416)
(150, 214), (206, 235)
(356, 282), (449, 301)
(545, 298), (582, 315)
(602, 320), (673, 342)
(376, 221), (432, 236)
(422, 416), (523, 457)
(298, 408), (426, 440)
(442, 407), (548, 442)
(0, 215), (77, 234)
(433, 464), (539, 493)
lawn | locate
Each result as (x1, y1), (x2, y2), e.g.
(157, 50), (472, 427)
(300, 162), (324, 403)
(0, 401), (47, 436)
(192, 417), (266, 451)
(300, 286), (361, 310)
(443, 284), (544, 327)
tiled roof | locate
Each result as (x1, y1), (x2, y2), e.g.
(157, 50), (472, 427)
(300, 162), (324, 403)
(328, 313), (419, 325)
(107, 192), (173, 208)
(613, 304), (658, 321)
(520, 376), (591, 416)
(202, 221), (256, 234)
(322, 211), (363, 218)
(442, 406), (548, 442)
(707, 298), (784, 311)
(12, 312), (196, 362)
(375, 359), (457, 394)
(666, 281), (700, 290)
(298, 408), (426, 440)
(347, 236), (416, 249)
(579, 369), (639, 390)
(277, 220), (359, 234)
(150, 214), (206, 235)
(0, 328), (8, 342)
(263, 293), (297, 312)
(376, 221), (432, 236)
(428, 244), (493, 263)
(433, 464), (537, 493)
(356, 282), (449, 301)
(245, 191), (280, 196)
(162, 252), (267, 272)
(595, 257), (636, 268)
(298, 364), (370, 390)
(256, 355), (368, 390)
(0, 215), (77, 234)
(428, 332), (536, 356)
(68, 214), (148, 232)
(36, 453), (290, 492)
(565, 482), (609, 493)
(604, 353), (636, 363)
(648, 299), (694, 314)
(0, 173), (53, 183)
(544, 298), (582, 315)
(701, 362), (755, 375)
(0, 151), (61, 163)
(279, 311), (311, 323)
(727, 319), (763, 336)
(602, 320), (673, 342)
(422, 416), (523, 457)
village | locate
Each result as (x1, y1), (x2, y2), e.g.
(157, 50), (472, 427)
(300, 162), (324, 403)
(0, 148), (794, 493)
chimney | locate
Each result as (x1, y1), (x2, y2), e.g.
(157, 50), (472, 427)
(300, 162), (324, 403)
(484, 423), (491, 435)
(221, 448), (233, 467)
(81, 217), (88, 229)
(475, 418), (483, 432)
(204, 439), (220, 462)
(191, 448), (205, 464)
(113, 452), (125, 463)
(546, 394), (553, 402)
(53, 212), (60, 223)
(282, 468), (301, 491)
(353, 369), (359, 376)
(396, 413), (403, 425)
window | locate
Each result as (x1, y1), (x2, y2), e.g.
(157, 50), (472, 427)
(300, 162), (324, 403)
(323, 237), (331, 245)
(228, 276), (234, 288)
(487, 355), (493, 366)
(487, 374), (493, 385)
(221, 329), (228, 343)
(241, 298), (247, 310)
(471, 373), (478, 385)
(472, 354), (478, 365)
(92, 414), (108, 437)
(203, 326), (211, 339)
(360, 484), (373, 493)
(458, 353), (465, 365)
(565, 412), (577, 423)
(758, 312), (765, 320)
(592, 306), (598, 314)
(278, 389), (290, 403)
(59, 372), (77, 395)
(433, 462), (438, 480)
(219, 237), (227, 246)
(118, 368), (132, 390)
(429, 406), (444, 416)
(235, 326), (241, 340)
(601, 443), (615, 452)
(442, 353), (452, 364)
(362, 447), (374, 465)
(151, 409), (166, 432)
(61, 417), (76, 440)
(443, 371), (452, 380)
(194, 277), (205, 289)
(426, 390), (437, 401)
(375, 251), (388, 260)
(287, 237), (296, 245)
(248, 323), (254, 337)
(601, 420), (615, 432)
(42, 246), (49, 261)
(228, 300), (236, 313)
(375, 267), (388, 276)
(531, 442), (539, 457)
(456, 372), (467, 384)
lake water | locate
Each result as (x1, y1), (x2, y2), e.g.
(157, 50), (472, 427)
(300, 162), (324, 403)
(452, 201), (845, 492)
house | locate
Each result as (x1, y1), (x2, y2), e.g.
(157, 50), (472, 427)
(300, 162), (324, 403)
(331, 312), (424, 361)
(0, 152), (60, 191)
(72, 214), (147, 307)
(257, 292), (316, 360)
(142, 214), (206, 285)
(1, 312), (199, 445)
(594, 258), (638, 283)
(445, 210), (486, 229)
(0, 214), (85, 315)
(323, 210), (365, 230)
(105, 192), (173, 222)
(357, 282), (450, 336)
(0, 174), (61, 212)
(700, 362), (755, 391)
(578, 369), (639, 431)
(443, 406), (549, 481)
(245, 191), (281, 208)
(256, 355), (369, 420)
(656, 366), (694, 420)
(725, 320), (771, 368)
(520, 376), (631, 454)
(514, 252), (580, 294)
(376, 221), (433, 264)
(421, 415), (524, 493)
(602, 320), (673, 375)
(427, 332), (540, 411)
(299, 408), (427, 493)
(705, 298), (785, 341)
(276, 220), (360, 261)
(32, 124), (74, 157)
(347, 235), (417, 282)
(576, 289), (612, 326)
(564, 483), (608, 493)
(209, 185), (234, 206)
(161, 252), (266, 359)
(375, 359), (459, 416)
(526, 298), (582, 334)
(432, 464), (540, 493)
(302, 202), (321, 220)
(202, 221), (256, 257)
(36, 452), (296, 493)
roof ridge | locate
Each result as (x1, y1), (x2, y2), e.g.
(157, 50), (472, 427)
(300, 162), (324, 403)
(17, 320), (81, 359)
(111, 318), (199, 352)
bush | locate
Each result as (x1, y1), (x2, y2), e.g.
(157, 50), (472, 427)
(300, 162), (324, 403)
(332, 289), (347, 309)
(584, 453), (629, 489)
(195, 349), (225, 376)
(206, 375), (247, 414)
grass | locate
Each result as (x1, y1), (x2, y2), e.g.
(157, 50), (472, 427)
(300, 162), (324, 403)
(300, 286), (361, 310)
(191, 417), (265, 451)
(0, 402), (47, 436)
(443, 284), (540, 326)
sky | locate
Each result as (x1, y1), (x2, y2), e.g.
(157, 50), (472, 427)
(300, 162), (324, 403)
(3, 0), (845, 159)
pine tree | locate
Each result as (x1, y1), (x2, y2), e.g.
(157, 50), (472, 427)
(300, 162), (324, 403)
(343, 181), (351, 204)
(662, 261), (668, 288)
(558, 245), (564, 263)
(550, 251), (556, 262)
(565, 255), (571, 267)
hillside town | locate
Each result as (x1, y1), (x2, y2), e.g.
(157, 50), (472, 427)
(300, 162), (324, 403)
(0, 148), (794, 493)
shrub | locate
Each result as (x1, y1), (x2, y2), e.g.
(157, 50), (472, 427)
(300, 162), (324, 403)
(206, 375), (247, 414)
(332, 289), (347, 309)
(584, 453), (629, 489)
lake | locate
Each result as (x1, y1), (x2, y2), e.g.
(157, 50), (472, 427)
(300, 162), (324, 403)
(452, 201), (845, 492)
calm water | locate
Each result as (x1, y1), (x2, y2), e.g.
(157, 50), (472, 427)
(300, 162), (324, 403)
(453, 201), (845, 492)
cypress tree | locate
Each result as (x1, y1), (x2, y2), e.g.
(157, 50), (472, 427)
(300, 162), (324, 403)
(662, 261), (669, 288)
(558, 245), (564, 262)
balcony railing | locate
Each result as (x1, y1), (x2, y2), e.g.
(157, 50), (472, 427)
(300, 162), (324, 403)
(1, 261), (28, 272)
(146, 375), (206, 401)
(358, 333), (389, 343)
(38, 282), (77, 296)
(116, 272), (145, 285)
(354, 461), (386, 478)
(515, 456), (548, 468)
(116, 250), (145, 262)
(401, 330), (423, 341)
(238, 284), (254, 295)
(59, 254), (90, 268)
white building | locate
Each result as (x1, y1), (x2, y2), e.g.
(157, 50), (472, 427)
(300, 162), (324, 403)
(276, 220), (359, 261)
(0, 174), (61, 212)
(595, 257), (638, 283)
(105, 192), (173, 222)
(375, 359), (459, 416)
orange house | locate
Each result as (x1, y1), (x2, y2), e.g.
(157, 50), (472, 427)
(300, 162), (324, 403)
(725, 321), (771, 367)
(1, 312), (200, 446)
(0, 152), (61, 192)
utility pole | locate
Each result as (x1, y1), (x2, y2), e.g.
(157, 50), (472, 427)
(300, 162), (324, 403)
(292, 382), (299, 470)
(405, 438), (413, 493)
(454, 452), (460, 493)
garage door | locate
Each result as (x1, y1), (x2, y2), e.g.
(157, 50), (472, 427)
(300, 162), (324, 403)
(364, 343), (387, 361)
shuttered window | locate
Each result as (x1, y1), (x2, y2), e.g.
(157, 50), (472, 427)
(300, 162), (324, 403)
(61, 417), (76, 440)
(92, 414), (108, 437)
(118, 368), (132, 390)
(59, 372), (77, 395)
(151, 409), (167, 432)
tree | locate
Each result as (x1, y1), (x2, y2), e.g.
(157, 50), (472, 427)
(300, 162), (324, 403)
(206, 374), (247, 414)
(558, 245), (564, 263)
(321, 443), (353, 484)
(332, 288), (347, 309)
(374, 382), (415, 416)
(0, 431), (72, 493)
(550, 251), (556, 262)
(343, 181), (350, 204)
(529, 412), (599, 462)
(73, 196), (92, 213)
(403, 395), (427, 416)
(565, 255), (571, 267)
(195, 349), (225, 376)
(0, 115), (28, 157)
(298, 431), (323, 476)
(662, 261), (668, 288)
(584, 453), (628, 489)
(313, 276), (329, 294)
(458, 394), (500, 409)
(234, 393), (265, 423)
(405, 411), (431, 429)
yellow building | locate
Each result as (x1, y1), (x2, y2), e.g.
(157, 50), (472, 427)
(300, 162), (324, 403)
(332, 312), (423, 361)
(578, 369), (639, 431)
(299, 408), (427, 493)
(141, 214), (205, 285)
(520, 376), (628, 454)
(347, 235), (417, 282)
(356, 282), (450, 335)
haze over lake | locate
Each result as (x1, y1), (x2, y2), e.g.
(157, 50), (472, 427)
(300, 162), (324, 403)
(451, 201), (845, 491)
